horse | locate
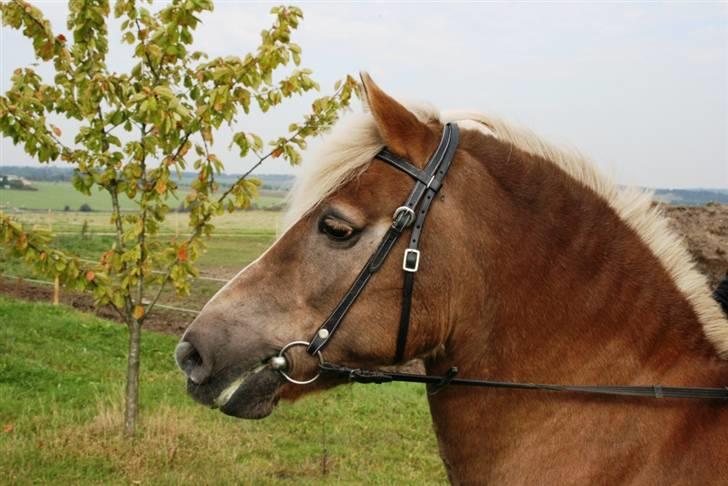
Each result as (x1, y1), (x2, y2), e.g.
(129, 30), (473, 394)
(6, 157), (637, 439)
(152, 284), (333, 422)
(175, 74), (728, 485)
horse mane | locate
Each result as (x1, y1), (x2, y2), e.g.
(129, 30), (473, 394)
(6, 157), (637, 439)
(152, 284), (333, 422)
(284, 103), (728, 359)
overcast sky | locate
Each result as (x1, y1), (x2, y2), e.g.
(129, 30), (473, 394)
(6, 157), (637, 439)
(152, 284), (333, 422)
(1, 1), (727, 189)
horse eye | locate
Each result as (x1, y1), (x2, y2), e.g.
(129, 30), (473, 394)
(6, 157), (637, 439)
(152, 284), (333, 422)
(319, 216), (355, 241)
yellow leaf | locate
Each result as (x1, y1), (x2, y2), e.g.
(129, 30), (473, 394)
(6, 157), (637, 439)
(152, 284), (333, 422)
(133, 305), (145, 320)
(201, 127), (212, 143)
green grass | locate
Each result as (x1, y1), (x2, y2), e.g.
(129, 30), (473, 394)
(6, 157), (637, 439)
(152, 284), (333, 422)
(0, 182), (139, 211)
(0, 297), (446, 484)
(4, 208), (283, 235)
(0, 182), (285, 211)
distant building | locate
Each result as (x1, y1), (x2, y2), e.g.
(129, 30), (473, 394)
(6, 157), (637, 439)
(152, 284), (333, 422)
(0, 174), (34, 190)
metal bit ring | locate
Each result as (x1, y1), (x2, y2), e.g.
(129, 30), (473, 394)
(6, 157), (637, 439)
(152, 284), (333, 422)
(273, 340), (324, 385)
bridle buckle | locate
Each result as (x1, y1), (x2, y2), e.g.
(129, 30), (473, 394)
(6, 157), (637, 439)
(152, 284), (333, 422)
(393, 206), (415, 228)
(402, 248), (420, 272)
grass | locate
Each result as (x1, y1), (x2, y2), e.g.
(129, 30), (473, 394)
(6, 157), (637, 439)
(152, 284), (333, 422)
(0, 182), (139, 211)
(0, 182), (285, 212)
(3, 208), (283, 235)
(0, 296), (447, 484)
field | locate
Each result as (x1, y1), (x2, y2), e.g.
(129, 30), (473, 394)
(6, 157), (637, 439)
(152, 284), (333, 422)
(0, 181), (285, 212)
(0, 207), (284, 326)
(0, 297), (446, 484)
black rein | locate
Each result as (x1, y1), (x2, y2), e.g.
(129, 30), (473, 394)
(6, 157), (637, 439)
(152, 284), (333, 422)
(319, 363), (728, 401)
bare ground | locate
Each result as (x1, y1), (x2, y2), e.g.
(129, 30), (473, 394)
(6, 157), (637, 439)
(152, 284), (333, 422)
(663, 204), (728, 288)
(0, 277), (193, 335)
(2, 204), (727, 337)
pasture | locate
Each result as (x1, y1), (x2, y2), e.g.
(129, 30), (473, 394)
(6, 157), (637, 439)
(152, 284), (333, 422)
(0, 297), (445, 484)
(0, 207), (283, 316)
(0, 181), (285, 212)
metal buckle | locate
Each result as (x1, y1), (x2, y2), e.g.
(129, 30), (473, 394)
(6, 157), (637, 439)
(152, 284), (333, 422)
(402, 248), (420, 272)
(271, 340), (324, 385)
(393, 206), (415, 228)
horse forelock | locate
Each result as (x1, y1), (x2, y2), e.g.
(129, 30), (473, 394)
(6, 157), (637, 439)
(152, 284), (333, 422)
(283, 101), (728, 358)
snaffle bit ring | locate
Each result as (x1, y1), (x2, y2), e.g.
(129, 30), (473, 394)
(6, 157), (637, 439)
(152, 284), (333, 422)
(272, 340), (324, 385)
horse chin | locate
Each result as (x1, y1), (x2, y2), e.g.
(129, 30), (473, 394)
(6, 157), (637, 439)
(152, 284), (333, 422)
(218, 367), (283, 419)
(185, 365), (283, 419)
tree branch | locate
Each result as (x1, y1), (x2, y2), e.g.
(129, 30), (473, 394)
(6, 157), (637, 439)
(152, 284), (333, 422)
(134, 19), (159, 80)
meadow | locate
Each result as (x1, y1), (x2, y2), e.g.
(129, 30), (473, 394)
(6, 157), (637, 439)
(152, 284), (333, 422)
(0, 206), (284, 314)
(0, 297), (446, 484)
(0, 181), (285, 212)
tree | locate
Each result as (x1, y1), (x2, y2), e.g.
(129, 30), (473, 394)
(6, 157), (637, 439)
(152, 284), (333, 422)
(0, 0), (357, 435)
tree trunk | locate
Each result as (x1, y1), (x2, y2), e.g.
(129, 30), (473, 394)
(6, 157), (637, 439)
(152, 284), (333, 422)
(124, 318), (142, 436)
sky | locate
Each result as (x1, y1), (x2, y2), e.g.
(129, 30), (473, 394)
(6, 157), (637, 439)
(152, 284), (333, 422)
(1, 1), (727, 189)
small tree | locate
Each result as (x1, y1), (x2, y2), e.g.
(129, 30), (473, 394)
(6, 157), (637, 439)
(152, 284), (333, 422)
(0, 0), (357, 435)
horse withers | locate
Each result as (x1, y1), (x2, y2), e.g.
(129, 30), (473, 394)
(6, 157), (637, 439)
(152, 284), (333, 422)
(175, 74), (728, 485)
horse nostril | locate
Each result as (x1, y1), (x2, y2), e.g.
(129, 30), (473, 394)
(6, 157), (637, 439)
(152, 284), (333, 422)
(175, 340), (209, 384)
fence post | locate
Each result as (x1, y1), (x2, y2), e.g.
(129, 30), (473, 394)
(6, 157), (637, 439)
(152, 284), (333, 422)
(53, 276), (60, 305)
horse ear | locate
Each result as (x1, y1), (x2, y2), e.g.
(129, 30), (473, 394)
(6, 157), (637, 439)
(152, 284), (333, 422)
(360, 72), (438, 166)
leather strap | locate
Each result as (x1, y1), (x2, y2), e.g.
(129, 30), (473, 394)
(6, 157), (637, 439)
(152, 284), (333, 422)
(307, 123), (460, 359)
(394, 125), (459, 362)
(319, 363), (728, 401)
(376, 148), (430, 184)
(306, 211), (410, 355)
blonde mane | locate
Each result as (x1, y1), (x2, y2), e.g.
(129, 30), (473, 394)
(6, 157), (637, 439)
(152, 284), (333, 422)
(285, 104), (728, 358)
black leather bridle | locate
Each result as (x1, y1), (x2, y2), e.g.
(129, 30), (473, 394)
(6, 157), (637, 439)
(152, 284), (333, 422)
(305, 122), (459, 362)
(269, 122), (459, 385)
(270, 122), (728, 401)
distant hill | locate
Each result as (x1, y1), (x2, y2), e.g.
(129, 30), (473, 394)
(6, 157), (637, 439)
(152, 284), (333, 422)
(1, 165), (726, 205)
(651, 188), (728, 206)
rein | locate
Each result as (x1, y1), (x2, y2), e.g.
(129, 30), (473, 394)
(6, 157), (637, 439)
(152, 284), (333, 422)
(318, 363), (728, 401)
(269, 122), (728, 403)
(270, 342), (728, 401)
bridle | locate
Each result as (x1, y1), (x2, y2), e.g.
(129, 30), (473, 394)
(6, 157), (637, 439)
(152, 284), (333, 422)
(272, 122), (459, 384)
(307, 123), (460, 361)
(270, 123), (728, 401)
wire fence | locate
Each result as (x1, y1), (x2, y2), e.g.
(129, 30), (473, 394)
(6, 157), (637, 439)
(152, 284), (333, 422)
(0, 273), (202, 315)
(0, 208), (269, 313)
(74, 258), (230, 283)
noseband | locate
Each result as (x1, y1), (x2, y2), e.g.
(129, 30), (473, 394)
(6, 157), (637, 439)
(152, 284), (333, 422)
(305, 123), (459, 363)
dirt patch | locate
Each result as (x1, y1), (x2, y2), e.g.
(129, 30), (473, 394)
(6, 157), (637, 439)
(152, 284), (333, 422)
(2, 204), (728, 337)
(663, 204), (728, 288)
(0, 277), (193, 336)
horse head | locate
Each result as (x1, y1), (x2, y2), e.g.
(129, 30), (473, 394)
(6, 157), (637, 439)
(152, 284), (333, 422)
(174, 74), (471, 418)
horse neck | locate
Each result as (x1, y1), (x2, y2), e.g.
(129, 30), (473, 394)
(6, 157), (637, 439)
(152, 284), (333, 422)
(423, 133), (727, 484)
(431, 135), (718, 382)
